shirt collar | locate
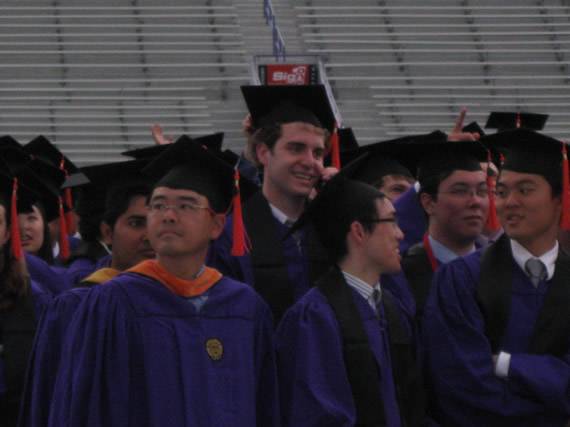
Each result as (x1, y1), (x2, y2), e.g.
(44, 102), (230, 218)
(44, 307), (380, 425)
(269, 203), (297, 226)
(428, 234), (476, 265)
(510, 239), (558, 280)
(342, 270), (381, 312)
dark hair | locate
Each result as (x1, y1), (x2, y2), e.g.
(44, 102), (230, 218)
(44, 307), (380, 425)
(0, 199), (29, 309)
(103, 182), (152, 230)
(17, 202), (54, 265)
(374, 173), (415, 191)
(314, 181), (387, 264)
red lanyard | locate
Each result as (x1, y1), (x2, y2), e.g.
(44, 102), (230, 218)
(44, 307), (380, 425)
(423, 232), (439, 272)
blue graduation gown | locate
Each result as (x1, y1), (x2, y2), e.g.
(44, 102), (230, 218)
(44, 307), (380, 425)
(275, 286), (403, 426)
(53, 236), (83, 267)
(423, 250), (570, 425)
(24, 253), (73, 296)
(393, 185), (426, 256)
(48, 272), (279, 426)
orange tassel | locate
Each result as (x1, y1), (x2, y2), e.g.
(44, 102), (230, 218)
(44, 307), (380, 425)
(65, 187), (73, 234)
(58, 196), (70, 260)
(329, 124), (341, 170)
(10, 179), (23, 259)
(561, 142), (569, 230)
(485, 151), (500, 231)
(230, 169), (251, 256)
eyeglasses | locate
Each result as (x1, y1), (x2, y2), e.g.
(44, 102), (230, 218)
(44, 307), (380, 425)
(438, 188), (489, 199)
(147, 202), (214, 217)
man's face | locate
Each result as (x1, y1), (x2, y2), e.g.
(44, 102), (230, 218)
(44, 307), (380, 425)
(146, 187), (225, 260)
(257, 122), (326, 202)
(378, 174), (414, 201)
(422, 169), (490, 246)
(104, 195), (154, 272)
(496, 170), (561, 253)
(362, 198), (404, 275)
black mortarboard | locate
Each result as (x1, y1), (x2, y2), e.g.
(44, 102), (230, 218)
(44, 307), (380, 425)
(143, 137), (236, 214)
(481, 128), (565, 180)
(0, 135), (23, 150)
(462, 121), (485, 137)
(241, 85), (336, 133)
(485, 112), (548, 132)
(121, 133), (224, 160)
(405, 140), (488, 185)
(23, 135), (78, 174)
(61, 172), (90, 190)
(80, 159), (153, 194)
(0, 147), (32, 175)
(16, 159), (67, 223)
(338, 128), (359, 152)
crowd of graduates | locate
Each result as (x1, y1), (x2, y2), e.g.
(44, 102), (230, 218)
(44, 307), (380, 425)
(0, 83), (568, 426)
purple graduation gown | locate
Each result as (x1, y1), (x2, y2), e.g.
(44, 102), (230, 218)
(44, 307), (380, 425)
(48, 272), (279, 426)
(393, 185), (426, 256)
(65, 253), (112, 286)
(423, 250), (569, 426)
(275, 285), (403, 426)
(24, 253), (73, 296)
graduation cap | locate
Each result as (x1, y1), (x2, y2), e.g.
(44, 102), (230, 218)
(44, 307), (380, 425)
(24, 135), (78, 234)
(0, 135), (23, 150)
(482, 128), (569, 229)
(485, 112), (548, 132)
(143, 137), (250, 255)
(241, 84), (341, 169)
(121, 133), (224, 160)
(333, 127), (360, 167)
(80, 159), (153, 193)
(0, 146), (32, 175)
(462, 121), (485, 137)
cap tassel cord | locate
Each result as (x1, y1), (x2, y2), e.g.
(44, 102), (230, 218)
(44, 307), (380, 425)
(64, 187), (73, 234)
(561, 142), (569, 230)
(485, 151), (500, 231)
(230, 169), (251, 256)
(329, 124), (341, 170)
(58, 196), (70, 260)
(10, 178), (23, 259)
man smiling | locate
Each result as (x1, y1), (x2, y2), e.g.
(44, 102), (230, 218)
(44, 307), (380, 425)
(208, 85), (336, 324)
(423, 129), (570, 425)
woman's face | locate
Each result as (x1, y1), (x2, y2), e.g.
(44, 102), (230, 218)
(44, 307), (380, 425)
(0, 205), (10, 248)
(18, 205), (44, 255)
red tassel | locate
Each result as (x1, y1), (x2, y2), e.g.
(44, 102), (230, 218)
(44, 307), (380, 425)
(485, 151), (500, 231)
(10, 179), (23, 259)
(516, 112), (521, 129)
(230, 169), (251, 256)
(329, 124), (341, 170)
(561, 142), (569, 230)
(58, 197), (70, 260)
(64, 187), (73, 234)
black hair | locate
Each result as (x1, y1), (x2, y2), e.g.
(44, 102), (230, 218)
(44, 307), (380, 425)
(17, 201), (54, 265)
(103, 182), (152, 230)
(314, 181), (387, 264)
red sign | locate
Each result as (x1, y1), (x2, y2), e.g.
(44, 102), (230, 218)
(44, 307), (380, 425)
(259, 64), (318, 85)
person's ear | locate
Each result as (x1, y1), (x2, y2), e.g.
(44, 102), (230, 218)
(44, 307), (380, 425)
(100, 221), (113, 246)
(420, 192), (436, 216)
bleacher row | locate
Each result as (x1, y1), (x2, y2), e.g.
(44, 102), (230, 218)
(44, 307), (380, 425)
(0, 0), (568, 165)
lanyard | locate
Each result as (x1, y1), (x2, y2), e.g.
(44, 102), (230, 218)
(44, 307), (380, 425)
(423, 232), (439, 272)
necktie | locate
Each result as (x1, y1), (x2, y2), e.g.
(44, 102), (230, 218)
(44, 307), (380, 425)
(285, 219), (303, 254)
(524, 258), (547, 287)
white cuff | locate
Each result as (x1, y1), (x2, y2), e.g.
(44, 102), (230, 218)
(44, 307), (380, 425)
(495, 351), (511, 379)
